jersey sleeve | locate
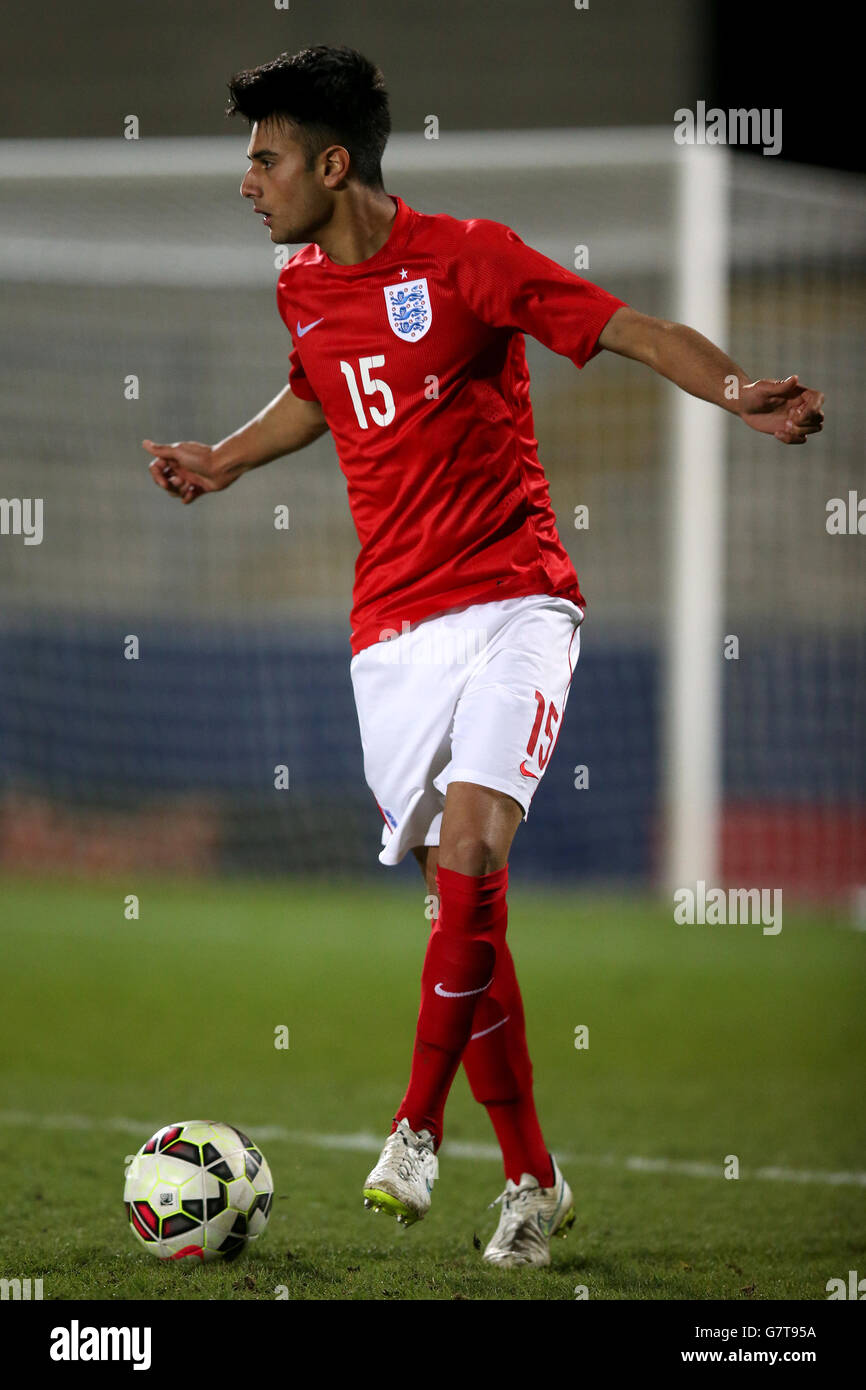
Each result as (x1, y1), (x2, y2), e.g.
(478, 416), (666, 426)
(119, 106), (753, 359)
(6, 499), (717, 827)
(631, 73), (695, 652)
(287, 342), (319, 402)
(276, 265), (320, 402)
(452, 218), (627, 368)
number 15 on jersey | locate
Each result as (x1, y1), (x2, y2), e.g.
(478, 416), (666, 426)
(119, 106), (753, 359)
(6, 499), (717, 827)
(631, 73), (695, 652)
(340, 356), (395, 429)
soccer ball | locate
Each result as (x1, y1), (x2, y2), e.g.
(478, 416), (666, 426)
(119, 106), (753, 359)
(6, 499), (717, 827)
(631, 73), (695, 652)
(123, 1121), (274, 1262)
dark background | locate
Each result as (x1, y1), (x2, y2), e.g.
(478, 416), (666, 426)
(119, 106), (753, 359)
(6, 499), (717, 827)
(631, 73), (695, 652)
(2, 0), (857, 171)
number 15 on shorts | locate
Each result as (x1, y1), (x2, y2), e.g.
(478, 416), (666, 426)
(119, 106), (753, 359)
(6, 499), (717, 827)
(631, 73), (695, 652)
(520, 690), (559, 780)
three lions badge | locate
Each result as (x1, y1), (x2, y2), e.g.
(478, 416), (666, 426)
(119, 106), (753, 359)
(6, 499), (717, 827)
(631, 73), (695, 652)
(383, 277), (432, 342)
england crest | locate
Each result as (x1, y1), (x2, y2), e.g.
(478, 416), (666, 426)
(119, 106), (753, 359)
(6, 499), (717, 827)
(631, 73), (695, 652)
(383, 276), (432, 342)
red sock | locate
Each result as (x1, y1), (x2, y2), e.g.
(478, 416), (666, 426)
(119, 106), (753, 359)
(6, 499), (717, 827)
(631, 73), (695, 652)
(462, 941), (555, 1188)
(395, 864), (508, 1145)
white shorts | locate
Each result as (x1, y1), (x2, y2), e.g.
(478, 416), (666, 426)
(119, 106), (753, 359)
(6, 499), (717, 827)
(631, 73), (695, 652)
(349, 593), (583, 866)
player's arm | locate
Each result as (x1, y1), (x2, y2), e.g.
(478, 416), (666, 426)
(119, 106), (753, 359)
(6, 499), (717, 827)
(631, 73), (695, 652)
(598, 306), (824, 445)
(143, 385), (329, 504)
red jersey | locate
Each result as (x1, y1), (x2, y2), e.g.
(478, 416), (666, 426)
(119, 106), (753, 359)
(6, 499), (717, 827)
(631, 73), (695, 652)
(276, 195), (626, 655)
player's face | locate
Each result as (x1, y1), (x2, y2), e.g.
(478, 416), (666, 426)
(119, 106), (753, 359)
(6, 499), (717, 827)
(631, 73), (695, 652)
(240, 119), (332, 244)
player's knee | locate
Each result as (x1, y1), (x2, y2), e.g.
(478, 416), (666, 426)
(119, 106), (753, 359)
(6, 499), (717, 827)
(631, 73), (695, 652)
(439, 834), (502, 878)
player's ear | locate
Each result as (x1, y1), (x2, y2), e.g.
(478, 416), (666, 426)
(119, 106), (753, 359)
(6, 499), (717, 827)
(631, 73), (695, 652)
(321, 144), (351, 187)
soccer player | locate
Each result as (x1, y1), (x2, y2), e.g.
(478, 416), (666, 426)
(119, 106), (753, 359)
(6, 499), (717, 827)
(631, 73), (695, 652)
(144, 46), (825, 1268)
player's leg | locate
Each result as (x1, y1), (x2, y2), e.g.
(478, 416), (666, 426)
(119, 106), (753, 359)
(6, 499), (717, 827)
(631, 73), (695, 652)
(408, 823), (575, 1266)
(364, 785), (519, 1225)
(353, 633), (456, 1226)
(392, 782), (521, 1145)
(412, 841), (553, 1190)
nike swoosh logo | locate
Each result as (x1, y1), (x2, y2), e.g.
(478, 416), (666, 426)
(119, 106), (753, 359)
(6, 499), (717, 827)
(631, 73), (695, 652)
(470, 1015), (510, 1041)
(434, 977), (493, 999)
(296, 317), (324, 337)
(519, 761), (539, 779)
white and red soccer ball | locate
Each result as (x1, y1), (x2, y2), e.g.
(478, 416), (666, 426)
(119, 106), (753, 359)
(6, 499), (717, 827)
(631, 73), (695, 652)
(123, 1121), (273, 1262)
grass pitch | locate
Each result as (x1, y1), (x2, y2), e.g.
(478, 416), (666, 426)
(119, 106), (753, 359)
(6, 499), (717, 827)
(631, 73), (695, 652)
(0, 875), (863, 1301)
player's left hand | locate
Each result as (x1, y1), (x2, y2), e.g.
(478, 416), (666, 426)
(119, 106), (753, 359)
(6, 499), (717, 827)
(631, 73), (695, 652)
(738, 375), (825, 445)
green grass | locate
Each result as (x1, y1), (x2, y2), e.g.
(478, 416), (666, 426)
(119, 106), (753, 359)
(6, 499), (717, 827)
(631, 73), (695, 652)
(0, 874), (863, 1300)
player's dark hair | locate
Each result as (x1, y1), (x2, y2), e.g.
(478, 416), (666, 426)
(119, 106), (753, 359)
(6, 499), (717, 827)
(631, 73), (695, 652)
(226, 46), (390, 188)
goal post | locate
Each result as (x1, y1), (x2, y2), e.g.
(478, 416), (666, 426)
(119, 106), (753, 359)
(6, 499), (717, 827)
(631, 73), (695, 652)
(665, 143), (730, 890)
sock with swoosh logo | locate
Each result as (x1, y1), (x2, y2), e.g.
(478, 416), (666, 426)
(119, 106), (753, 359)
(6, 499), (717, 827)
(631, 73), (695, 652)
(462, 943), (555, 1188)
(394, 864), (508, 1146)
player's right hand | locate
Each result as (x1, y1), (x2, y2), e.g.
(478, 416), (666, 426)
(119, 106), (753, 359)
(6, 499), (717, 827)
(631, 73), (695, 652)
(142, 439), (237, 504)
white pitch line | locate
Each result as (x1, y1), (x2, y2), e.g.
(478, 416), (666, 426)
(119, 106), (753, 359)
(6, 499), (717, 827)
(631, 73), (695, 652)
(2, 1110), (864, 1188)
